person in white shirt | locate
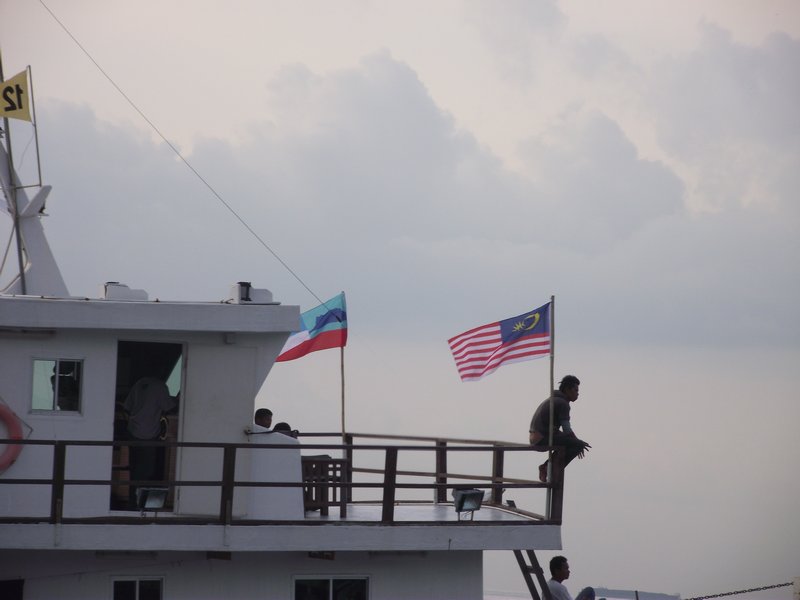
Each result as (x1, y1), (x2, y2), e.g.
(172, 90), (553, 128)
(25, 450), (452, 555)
(253, 408), (273, 431)
(548, 556), (595, 600)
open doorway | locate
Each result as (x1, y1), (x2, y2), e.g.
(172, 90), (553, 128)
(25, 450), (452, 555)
(111, 341), (183, 511)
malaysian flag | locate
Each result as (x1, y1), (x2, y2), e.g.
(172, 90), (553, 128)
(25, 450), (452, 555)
(448, 302), (551, 382)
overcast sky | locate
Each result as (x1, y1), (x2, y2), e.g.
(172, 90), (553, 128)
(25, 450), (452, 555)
(2, 1), (799, 597)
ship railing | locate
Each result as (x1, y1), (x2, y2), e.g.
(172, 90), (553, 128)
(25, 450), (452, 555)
(0, 435), (564, 525)
(311, 432), (564, 522)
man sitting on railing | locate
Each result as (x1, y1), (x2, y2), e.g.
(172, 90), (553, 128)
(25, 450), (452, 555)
(529, 375), (591, 482)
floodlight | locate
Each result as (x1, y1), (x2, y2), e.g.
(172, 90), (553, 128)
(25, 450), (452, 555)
(452, 488), (483, 520)
(136, 487), (168, 515)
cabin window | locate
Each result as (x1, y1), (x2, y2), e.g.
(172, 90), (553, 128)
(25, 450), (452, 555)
(112, 578), (162, 600)
(31, 359), (83, 412)
(294, 578), (368, 600)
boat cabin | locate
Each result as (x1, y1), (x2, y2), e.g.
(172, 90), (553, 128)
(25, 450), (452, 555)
(0, 282), (299, 519)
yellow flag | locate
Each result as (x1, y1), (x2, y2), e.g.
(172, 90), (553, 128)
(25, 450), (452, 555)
(1, 70), (32, 122)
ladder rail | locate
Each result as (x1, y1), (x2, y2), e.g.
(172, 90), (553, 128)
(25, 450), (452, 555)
(507, 499), (552, 600)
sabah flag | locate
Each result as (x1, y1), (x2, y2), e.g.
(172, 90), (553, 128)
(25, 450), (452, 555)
(276, 293), (348, 362)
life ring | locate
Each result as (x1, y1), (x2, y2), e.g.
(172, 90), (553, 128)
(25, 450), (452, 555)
(0, 403), (24, 472)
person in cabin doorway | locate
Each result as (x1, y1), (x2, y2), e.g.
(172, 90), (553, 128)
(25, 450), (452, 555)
(124, 376), (177, 509)
(253, 408), (273, 431)
(548, 555), (595, 600)
(529, 375), (591, 482)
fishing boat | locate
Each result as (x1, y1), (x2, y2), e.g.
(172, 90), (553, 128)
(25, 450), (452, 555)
(0, 70), (567, 600)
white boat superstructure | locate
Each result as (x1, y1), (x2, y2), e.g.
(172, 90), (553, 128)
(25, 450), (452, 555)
(0, 105), (565, 600)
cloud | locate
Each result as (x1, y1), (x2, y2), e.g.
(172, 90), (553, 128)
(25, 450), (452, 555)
(463, 0), (566, 82)
(518, 110), (684, 251)
(560, 206), (800, 348)
(29, 52), (797, 351)
(568, 33), (640, 78)
(33, 102), (254, 300)
(650, 23), (800, 213)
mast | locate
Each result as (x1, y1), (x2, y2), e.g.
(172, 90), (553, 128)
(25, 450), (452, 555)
(0, 56), (68, 297)
(0, 52), (27, 294)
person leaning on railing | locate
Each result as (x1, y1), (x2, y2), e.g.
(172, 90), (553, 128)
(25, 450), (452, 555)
(528, 375), (591, 482)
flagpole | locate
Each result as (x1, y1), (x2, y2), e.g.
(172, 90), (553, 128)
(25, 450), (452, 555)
(340, 345), (346, 443)
(548, 294), (555, 443)
(546, 295), (555, 517)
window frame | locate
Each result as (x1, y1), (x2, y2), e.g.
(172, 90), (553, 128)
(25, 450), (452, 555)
(110, 576), (164, 600)
(30, 357), (84, 413)
(293, 576), (370, 600)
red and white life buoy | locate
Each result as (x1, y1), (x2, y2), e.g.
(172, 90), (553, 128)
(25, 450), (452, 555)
(0, 403), (24, 472)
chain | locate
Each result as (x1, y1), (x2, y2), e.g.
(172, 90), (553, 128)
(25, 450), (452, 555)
(685, 582), (793, 600)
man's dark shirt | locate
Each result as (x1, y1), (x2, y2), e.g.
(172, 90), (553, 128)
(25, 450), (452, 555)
(530, 390), (570, 436)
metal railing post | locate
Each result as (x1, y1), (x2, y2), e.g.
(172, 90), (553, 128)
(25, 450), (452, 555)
(548, 449), (565, 523)
(381, 447), (398, 523)
(435, 440), (447, 503)
(50, 441), (66, 524)
(219, 446), (236, 525)
(344, 433), (354, 502)
(491, 444), (504, 505)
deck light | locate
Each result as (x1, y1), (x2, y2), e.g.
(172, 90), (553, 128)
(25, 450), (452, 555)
(136, 487), (168, 516)
(452, 488), (483, 521)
